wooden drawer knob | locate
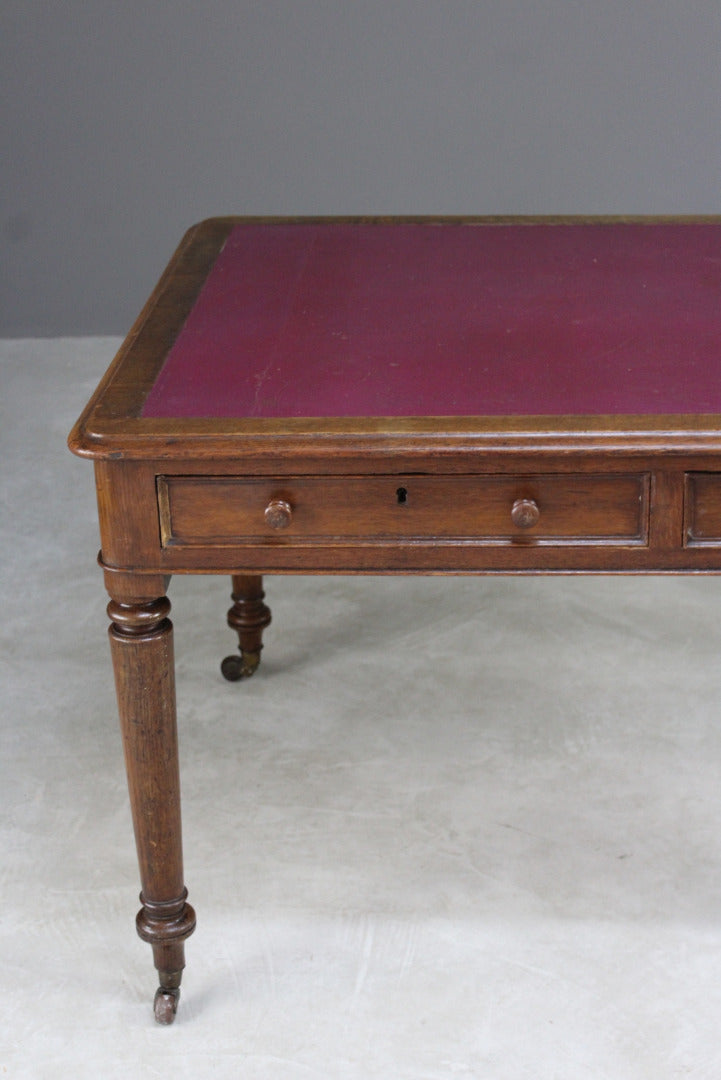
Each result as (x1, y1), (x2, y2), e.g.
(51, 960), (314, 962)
(511, 497), (540, 529)
(264, 498), (292, 529)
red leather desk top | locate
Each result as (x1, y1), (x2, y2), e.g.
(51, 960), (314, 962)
(142, 221), (721, 419)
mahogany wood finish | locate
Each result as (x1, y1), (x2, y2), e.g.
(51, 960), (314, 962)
(158, 473), (648, 549)
(68, 216), (721, 1022)
(221, 574), (272, 680)
(263, 499), (293, 531)
(685, 473), (721, 545)
(107, 594), (196, 1024)
(511, 498), (541, 530)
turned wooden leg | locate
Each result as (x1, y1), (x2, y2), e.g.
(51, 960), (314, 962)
(107, 594), (196, 1024)
(221, 574), (272, 681)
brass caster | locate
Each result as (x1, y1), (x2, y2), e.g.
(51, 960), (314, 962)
(221, 651), (260, 681)
(154, 985), (180, 1025)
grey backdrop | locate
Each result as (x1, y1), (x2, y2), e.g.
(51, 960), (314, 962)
(2, 1), (721, 337)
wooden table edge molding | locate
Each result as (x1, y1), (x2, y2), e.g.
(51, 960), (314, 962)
(69, 215), (721, 1023)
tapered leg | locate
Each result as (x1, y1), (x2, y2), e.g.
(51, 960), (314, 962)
(107, 594), (196, 1024)
(221, 574), (272, 680)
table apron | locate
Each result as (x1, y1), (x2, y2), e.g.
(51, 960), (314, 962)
(93, 459), (721, 576)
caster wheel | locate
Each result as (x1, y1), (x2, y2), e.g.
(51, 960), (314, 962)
(221, 651), (260, 681)
(154, 986), (180, 1025)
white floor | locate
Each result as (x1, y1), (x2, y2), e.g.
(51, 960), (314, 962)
(3, 337), (721, 1078)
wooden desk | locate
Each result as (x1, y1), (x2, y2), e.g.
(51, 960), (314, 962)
(69, 216), (721, 1023)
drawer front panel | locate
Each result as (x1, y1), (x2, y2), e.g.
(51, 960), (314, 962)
(686, 473), (721, 545)
(158, 473), (649, 548)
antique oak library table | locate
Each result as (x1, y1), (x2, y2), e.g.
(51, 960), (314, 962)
(69, 216), (721, 1023)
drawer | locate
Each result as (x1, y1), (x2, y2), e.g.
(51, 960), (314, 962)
(158, 473), (649, 548)
(685, 473), (721, 545)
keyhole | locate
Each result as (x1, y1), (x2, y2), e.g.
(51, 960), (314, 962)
(396, 486), (408, 505)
